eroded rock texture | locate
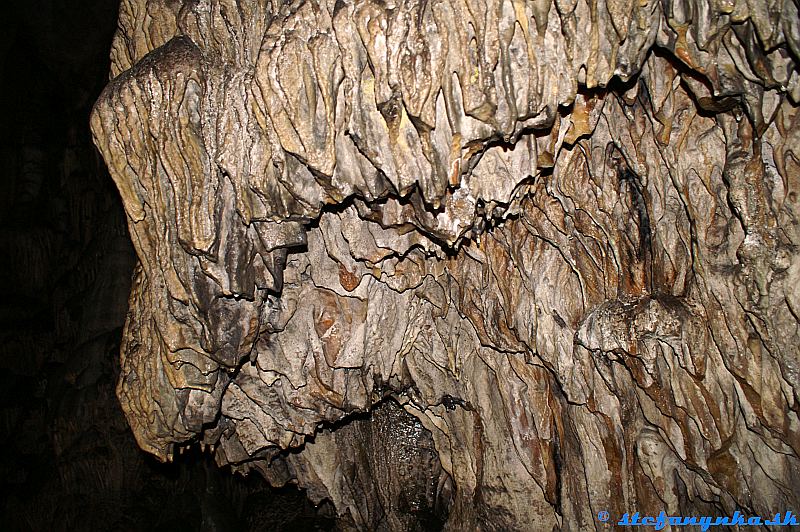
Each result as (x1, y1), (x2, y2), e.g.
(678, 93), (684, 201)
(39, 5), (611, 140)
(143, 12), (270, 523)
(91, 0), (800, 528)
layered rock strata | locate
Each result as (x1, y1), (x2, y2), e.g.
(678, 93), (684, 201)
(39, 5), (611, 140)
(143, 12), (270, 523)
(91, 0), (800, 528)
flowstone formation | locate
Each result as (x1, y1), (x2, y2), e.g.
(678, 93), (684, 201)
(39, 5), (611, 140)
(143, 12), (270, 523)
(91, 0), (800, 528)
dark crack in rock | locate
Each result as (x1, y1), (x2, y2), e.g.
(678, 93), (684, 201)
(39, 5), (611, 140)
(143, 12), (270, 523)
(91, 0), (800, 529)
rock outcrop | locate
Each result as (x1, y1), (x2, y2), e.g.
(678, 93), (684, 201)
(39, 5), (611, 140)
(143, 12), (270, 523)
(91, 0), (800, 528)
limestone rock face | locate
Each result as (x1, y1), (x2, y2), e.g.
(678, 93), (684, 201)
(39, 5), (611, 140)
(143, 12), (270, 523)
(91, 0), (800, 528)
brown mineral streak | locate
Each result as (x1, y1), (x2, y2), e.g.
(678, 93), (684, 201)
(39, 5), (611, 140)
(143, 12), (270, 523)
(92, 0), (800, 529)
(337, 262), (361, 291)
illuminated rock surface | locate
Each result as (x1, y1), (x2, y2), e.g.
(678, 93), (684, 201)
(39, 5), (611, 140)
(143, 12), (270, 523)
(91, 0), (800, 528)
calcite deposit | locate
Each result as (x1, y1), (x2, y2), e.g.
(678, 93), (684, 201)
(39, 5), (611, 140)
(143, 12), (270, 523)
(91, 0), (800, 528)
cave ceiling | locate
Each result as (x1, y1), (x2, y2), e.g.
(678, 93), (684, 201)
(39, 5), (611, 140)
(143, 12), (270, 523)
(91, 0), (800, 528)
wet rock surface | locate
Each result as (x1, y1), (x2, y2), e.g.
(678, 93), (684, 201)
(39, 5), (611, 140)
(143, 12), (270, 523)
(276, 399), (449, 530)
(91, 0), (800, 529)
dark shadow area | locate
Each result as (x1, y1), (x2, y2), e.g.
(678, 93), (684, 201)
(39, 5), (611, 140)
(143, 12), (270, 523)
(265, 398), (450, 532)
(0, 2), (333, 530)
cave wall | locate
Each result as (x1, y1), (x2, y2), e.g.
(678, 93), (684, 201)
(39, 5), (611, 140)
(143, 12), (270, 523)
(91, 0), (800, 529)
